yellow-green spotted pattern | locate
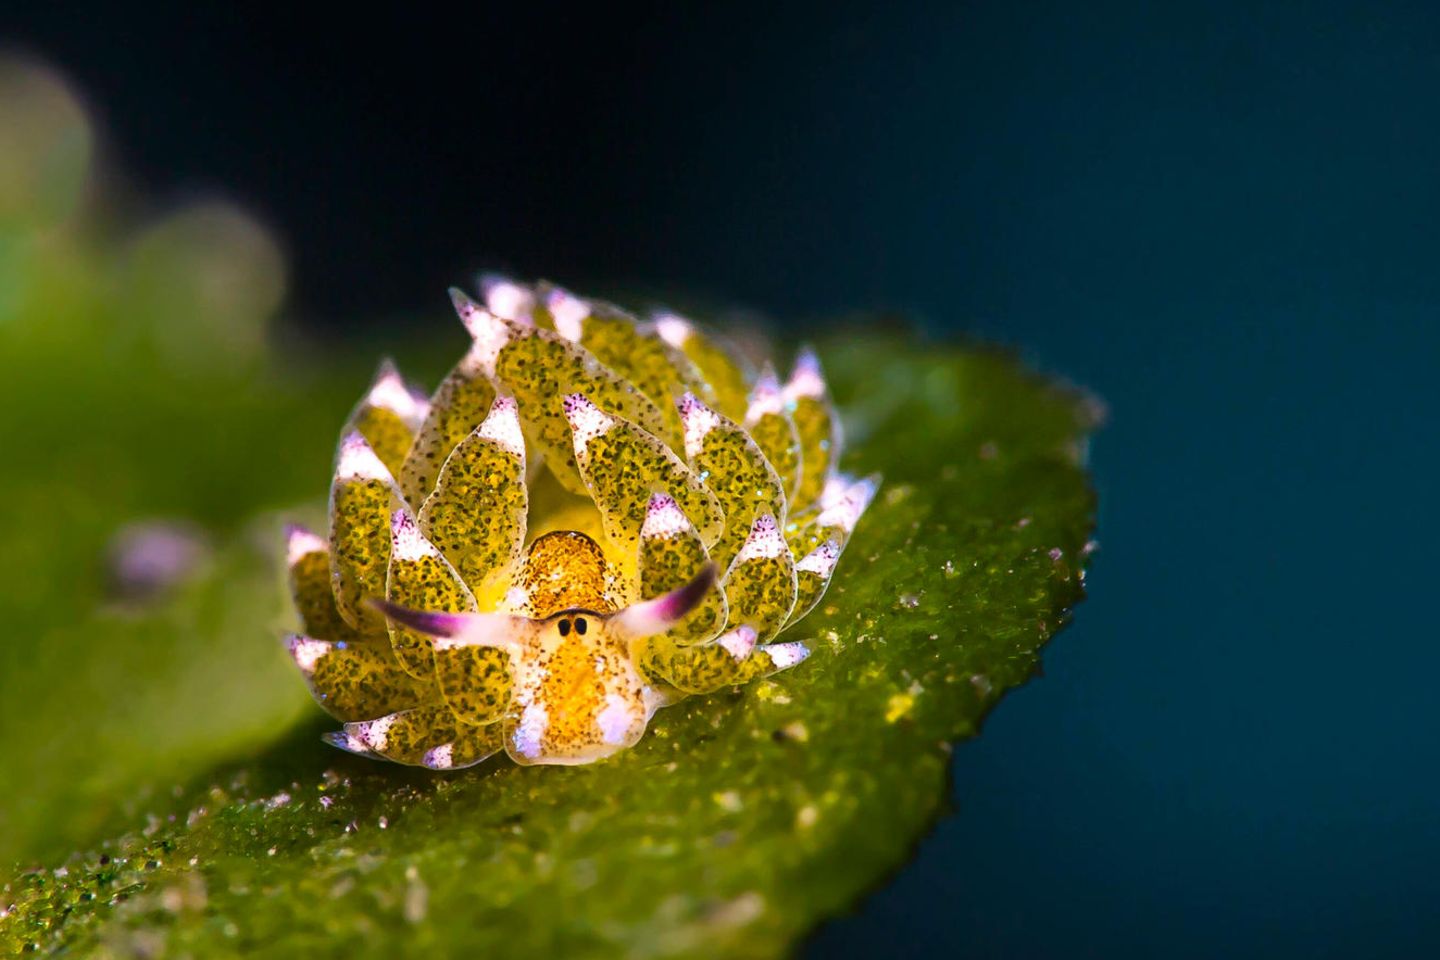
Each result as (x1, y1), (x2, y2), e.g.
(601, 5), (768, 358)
(417, 400), (527, 602)
(729, 644), (809, 685)
(786, 350), (842, 512)
(562, 299), (713, 448)
(789, 539), (840, 626)
(350, 404), (415, 480)
(345, 705), (463, 766)
(345, 360), (427, 478)
(790, 395), (837, 511)
(681, 392), (787, 571)
(785, 474), (876, 559)
(435, 640), (514, 726)
(398, 359), (496, 506)
(569, 396), (724, 556)
(494, 318), (666, 496)
(386, 510), (477, 679)
(658, 315), (752, 421)
(638, 494), (727, 645)
(432, 721), (507, 769)
(287, 634), (435, 723)
(722, 514), (797, 643)
(287, 527), (363, 642)
(642, 637), (750, 694)
(787, 516), (842, 562)
(745, 369), (803, 502)
(329, 435), (398, 633)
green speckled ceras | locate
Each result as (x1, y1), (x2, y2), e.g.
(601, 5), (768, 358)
(283, 278), (877, 768)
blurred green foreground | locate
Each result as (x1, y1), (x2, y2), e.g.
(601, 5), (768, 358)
(0, 56), (376, 861)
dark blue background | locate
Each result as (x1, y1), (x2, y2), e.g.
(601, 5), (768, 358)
(9, 2), (1438, 955)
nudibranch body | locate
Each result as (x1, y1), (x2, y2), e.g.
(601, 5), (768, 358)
(283, 281), (876, 768)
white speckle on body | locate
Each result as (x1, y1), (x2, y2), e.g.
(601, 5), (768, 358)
(513, 702), (548, 759)
(357, 715), (396, 752)
(596, 694), (637, 745)
(425, 744), (454, 769)
(717, 626), (758, 660)
(287, 636), (330, 674)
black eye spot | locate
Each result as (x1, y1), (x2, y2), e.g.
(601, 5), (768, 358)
(558, 619), (571, 636)
(574, 617), (588, 635)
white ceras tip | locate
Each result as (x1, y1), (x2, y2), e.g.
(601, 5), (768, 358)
(336, 431), (393, 483)
(818, 472), (855, 511)
(717, 625), (759, 661)
(424, 743), (455, 770)
(477, 395), (526, 458)
(450, 287), (510, 375)
(285, 634), (331, 675)
(796, 539), (841, 577)
(562, 393), (616, 451)
(764, 641), (810, 669)
(353, 714), (396, 752)
(734, 513), (786, 563)
(284, 524), (327, 567)
(335, 732), (370, 755)
(816, 475), (879, 533)
(641, 492), (694, 540)
(745, 366), (786, 423)
(546, 286), (592, 342)
(783, 347), (827, 402)
(652, 312), (693, 349)
(480, 274), (536, 325)
(365, 358), (429, 429)
(678, 391), (722, 459)
(390, 508), (440, 561)
(448, 286), (485, 329)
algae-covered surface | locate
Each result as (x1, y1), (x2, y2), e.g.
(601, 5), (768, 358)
(0, 57), (1098, 960)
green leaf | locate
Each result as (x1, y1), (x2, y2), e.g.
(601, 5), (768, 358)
(0, 331), (1097, 959)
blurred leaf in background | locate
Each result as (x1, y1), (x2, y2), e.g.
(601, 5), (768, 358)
(0, 57), (1097, 958)
(0, 54), (371, 863)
